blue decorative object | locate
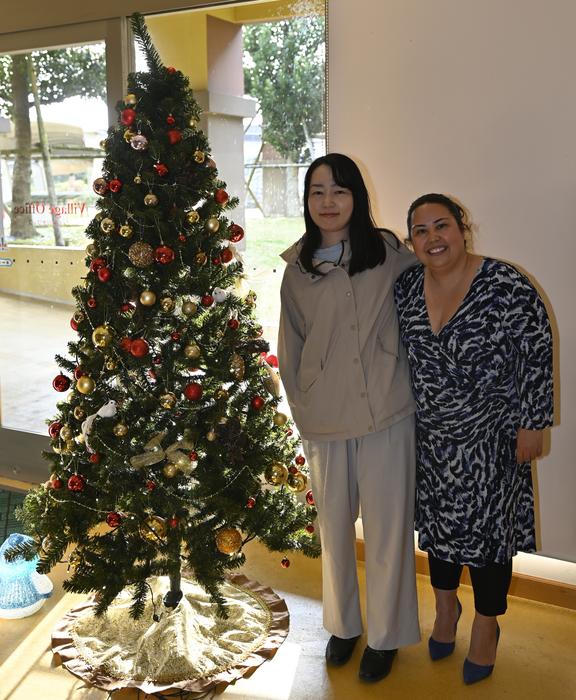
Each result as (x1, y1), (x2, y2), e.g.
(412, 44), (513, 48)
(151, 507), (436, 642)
(0, 533), (53, 618)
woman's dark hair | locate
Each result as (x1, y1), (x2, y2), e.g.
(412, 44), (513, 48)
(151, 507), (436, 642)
(406, 193), (471, 239)
(300, 153), (395, 276)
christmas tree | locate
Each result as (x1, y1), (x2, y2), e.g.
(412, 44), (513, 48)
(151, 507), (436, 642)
(13, 13), (319, 618)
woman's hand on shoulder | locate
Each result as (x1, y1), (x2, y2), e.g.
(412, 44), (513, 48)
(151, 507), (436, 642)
(516, 427), (544, 464)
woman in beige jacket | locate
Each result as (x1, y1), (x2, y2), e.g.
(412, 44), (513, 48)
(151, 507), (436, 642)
(278, 153), (420, 683)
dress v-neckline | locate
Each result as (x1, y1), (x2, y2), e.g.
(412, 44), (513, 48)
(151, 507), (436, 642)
(423, 257), (487, 337)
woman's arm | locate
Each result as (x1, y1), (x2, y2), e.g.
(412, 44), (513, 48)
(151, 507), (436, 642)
(277, 279), (306, 410)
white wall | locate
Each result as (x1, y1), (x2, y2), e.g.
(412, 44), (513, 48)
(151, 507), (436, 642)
(329, 0), (576, 562)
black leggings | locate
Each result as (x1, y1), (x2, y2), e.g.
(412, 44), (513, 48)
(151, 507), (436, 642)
(428, 555), (513, 616)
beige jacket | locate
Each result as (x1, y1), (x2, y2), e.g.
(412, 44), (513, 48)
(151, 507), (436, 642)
(278, 232), (416, 442)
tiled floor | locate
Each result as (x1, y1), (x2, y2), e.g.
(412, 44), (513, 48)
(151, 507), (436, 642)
(1, 540), (575, 700)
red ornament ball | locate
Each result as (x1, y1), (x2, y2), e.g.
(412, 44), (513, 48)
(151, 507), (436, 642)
(153, 355), (163, 365)
(170, 331), (181, 342)
(48, 421), (62, 438)
(227, 318), (239, 330)
(120, 108), (136, 126)
(305, 524), (315, 534)
(146, 480), (156, 491)
(87, 297), (97, 308)
(168, 516), (179, 529)
(189, 451), (198, 461)
(201, 294), (214, 307)
(228, 223), (245, 243)
(281, 557), (291, 569)
(220, 247), (234, 264)
(155, 245), (175, 264)
(288, 465), (298, 475)
(50, 477), (63, 490)
(167, 129), (182, 145)
(305, 489), (315, 506)
(89, 452), (101, 464)
(184, 382), (203, 401)
(212, 256), (221, 265)
(214, 189), (229, 205)
(154, 162), (169, 177)
(167, 67), (176, 74)
(120, 336), (133, 352)
(166, 114), (176, 125)
(52, 374), (71, 392)
(70, 318), (78, 331)
(108, 178), (122, 193)
(121, 302), (134, 312)
(74, 367), (86, 380)
(266, 354), (279, 368)
(178, 233), (187, 243)
(130, 338), (149, 358)
(285, 428), (294, 436)
(106, 512), (122, 527)
(251, 396), (265, 411)
(68, 474), (86, 492)
(246, 496), (256, 509)
(89, 257), (106, 272)
(295, 455), (306, 466)
(97, 266), (112, 282)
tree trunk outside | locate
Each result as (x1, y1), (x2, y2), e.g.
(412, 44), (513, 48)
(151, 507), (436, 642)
(285, 164), (301, 217)
(28, 58), (65, 246)
(10, 54), (37, 240)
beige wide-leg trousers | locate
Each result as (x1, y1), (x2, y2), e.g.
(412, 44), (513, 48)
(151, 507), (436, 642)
(302, 414), (420, 650)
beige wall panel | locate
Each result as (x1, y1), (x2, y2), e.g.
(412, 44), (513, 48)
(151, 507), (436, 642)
(329, 0), (576, 563)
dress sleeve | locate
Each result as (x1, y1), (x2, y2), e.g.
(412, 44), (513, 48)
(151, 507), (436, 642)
(502, 267), (554, 430)
(277, 274), (306, 409)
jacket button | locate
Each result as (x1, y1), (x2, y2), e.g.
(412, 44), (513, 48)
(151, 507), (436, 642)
(346, 291), (351, 297)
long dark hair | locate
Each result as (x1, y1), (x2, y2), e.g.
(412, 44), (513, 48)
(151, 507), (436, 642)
(406, 193), (471, 239)
(300, 153), (393, 276)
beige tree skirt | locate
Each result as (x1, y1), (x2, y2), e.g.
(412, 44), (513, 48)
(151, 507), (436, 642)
(51, 574), (289, 697)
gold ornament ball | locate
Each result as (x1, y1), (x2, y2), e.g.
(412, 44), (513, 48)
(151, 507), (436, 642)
(184, 343), (201, 359)
(99, 139), (107, 150)
(105, 358), (118, 371)
(128, 241), (155, 267)
(182, 300), (198, 316)
(160, 297), (175, 312)
(124, 93), (137, 106)
(92, 324), (113, 348)
(195, 251), (207, 266)
(186, 210), (200, 224)
(113, 422), (128, 437)
(273, 412), (288, 427)
(86, 244), (97, 256)
(265, 462), (289, 486)
(230, 353), (245, 380)
(140, 290), (157, 306)
(73, 406), (86, 421)
(160, 392), (178, 409)
(76, 375), (95, 395)
(215, 527), (243, 555)
(134, 174), (142, 184)
(52, 444), (62, 454)
(73, 310), (85, 323)
(100, 218), (116, 234)
(124, 129), (136, 143)
(140, 515), (167, 542)
(287, 471), (308, 493)
(64, 439), (75, 453)
(119, 224), (134, 238)
(206, 217), (220, 233)
(163, 463), (178, 478)
(144, 193), (158, 207)
(194, 150), (205, 163)
(206, 429), (217, 442)
(215, 388), (229, 401)
(59, 424), (73, 441)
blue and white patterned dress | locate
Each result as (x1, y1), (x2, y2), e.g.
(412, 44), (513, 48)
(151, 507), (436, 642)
(394, 258), (553, 566)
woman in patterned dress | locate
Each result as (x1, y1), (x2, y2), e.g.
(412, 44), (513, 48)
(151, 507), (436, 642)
(394, 193), (553, 684)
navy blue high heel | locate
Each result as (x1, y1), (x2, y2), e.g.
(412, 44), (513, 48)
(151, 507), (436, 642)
(463, 623), (500, 684)
(428, 598), (462, 661)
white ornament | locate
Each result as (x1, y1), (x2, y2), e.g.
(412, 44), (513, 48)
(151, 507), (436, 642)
(81, 400), (118, 452)
(212, 287), (228, 303)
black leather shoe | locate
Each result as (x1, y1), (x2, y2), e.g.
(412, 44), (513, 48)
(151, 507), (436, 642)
(325, 635), (361, 666)
(358, 646), (397, 682)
